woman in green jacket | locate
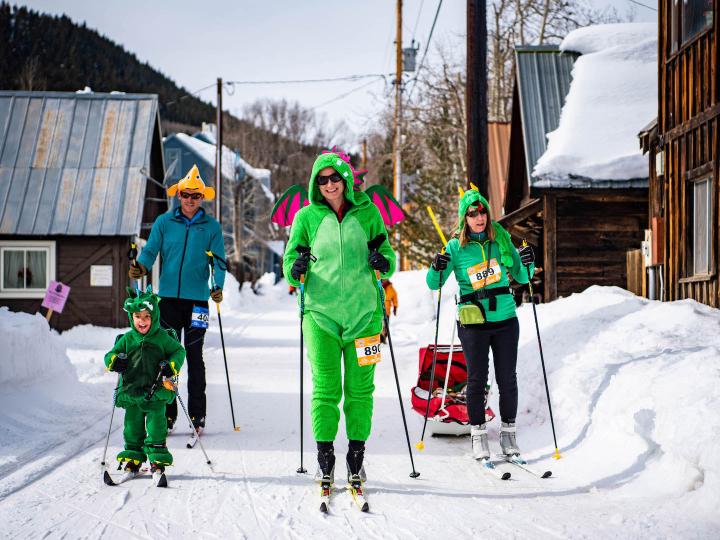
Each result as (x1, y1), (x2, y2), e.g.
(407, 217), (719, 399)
(283, 150), (395, 490)
(426, 189), (534, 460)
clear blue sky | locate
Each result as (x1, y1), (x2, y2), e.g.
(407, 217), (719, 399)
(19, 0), (657, 144)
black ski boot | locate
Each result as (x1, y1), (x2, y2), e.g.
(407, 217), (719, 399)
(191, 416), (205, 433)
(346, 440), (369, 512)
(315, 442), (335, 513)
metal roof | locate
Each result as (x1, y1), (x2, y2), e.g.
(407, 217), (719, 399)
(0, 91), (161, 236)
(515, 46), (577, 186)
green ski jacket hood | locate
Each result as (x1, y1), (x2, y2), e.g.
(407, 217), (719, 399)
(457, 189), (515, 268)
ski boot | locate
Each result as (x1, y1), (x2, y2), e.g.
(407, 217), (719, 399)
(315, 442), (335, 513)
(190, 416), (205, 433)
(471, 424), (490, 460)
(167, 416), (176, 434)
(347, 440), (369, 512)
(500, 421), (521, 457)
(150, 463), (168, 487)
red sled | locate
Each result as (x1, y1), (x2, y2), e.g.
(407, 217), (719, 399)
(410, 344), (495, 436)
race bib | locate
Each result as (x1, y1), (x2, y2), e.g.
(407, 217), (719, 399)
(355, 334), (382, 367)
(467, 258), (501, 290)
(191, 306), (210, 328)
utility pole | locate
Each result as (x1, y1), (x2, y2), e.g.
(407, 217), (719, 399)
(466, 0), (488, 194)
(362, 138), (368, 170)
(215, 77), (223, 224)
(393, 0), (403, 206)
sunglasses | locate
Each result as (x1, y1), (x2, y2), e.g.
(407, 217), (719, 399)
(180, 192), (203, 200)
(316, 172), (344, 186)
(466, 206), (488, 218)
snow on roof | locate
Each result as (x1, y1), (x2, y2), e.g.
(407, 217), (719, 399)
(175, 131), (272, 201)
(533, 23), (657, 188)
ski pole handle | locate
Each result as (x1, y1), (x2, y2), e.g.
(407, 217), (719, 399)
(521, 240), (534, 296)
(145, 361), (167, 401)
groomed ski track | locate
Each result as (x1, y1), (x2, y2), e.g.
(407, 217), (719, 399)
(1, 273), (718, 539)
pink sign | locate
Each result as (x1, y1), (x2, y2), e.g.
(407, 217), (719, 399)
(42, 281), (71, 313)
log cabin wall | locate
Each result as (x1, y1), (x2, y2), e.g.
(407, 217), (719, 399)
(540, 190), (648, 301)
(0, 236), (133, 331)
(659, 0), (719, 306)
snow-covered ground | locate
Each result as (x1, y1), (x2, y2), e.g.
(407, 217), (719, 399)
(1, 271), (719, 539)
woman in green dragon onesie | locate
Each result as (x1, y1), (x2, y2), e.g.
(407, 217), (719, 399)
(426, 188), (535, 462)
(105, 287), (185, 479)
(283, 150), (395, 489)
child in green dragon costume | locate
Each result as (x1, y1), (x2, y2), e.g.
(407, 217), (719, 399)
(283, 150), (395, 491)
(104, 287), (185, 475)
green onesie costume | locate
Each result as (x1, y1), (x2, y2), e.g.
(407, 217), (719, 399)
(283, 152), (396, 442)
(104, 288), (186, 466)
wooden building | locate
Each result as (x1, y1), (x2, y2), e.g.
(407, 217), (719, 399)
(0, 91), (166, 330)
(640, 0), (718, 307)
(499, 35), (652, 302)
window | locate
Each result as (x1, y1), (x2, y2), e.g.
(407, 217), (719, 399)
(683, 0), (714, 43)
(671, 0), (714, 51)
(689, 177), (713, 275)
(0, 241), (56, 298)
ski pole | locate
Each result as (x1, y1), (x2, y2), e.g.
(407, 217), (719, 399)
(206, 251), (240, 432)
(522, 240), (561, 460)
(145, 362), (167, 401)
(172, 381), (213, 467)
(127, 242), (140, 290)
(101, 353), (125, 468)
(417, 266), (443, 451)
(368, 235), (420, 478)
(439, 301), (458, 413)
(294, 245), (315, 474)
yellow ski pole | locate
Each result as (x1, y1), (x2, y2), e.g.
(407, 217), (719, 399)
(522, 240), (561, 460)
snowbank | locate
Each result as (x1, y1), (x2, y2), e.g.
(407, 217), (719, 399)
(0, 307), (77, 385)
(533, 23), (657, 186)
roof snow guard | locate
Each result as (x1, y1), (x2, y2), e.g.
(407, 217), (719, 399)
(515, 45), (577, 188)
(0, 91), (161, 236)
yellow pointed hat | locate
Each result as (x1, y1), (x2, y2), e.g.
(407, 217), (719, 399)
(167, 164), (216, 200)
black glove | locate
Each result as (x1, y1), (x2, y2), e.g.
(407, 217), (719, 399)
(160, 362), (175, 378)
(431, 253), (451, 271)
(368, 251), (390, 274)
(291, 253), (310, 281)
(112, 353), (128, 374)
(518, 245), (534, 266)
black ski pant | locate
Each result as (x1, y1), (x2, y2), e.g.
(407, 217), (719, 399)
(457, 317), (519, 426)
(159, 298), (208, 423)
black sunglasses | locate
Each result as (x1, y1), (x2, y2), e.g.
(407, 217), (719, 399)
(180, 192), (203, 200)
(466, 206), (488, 218)
(316, 172), (344, 186)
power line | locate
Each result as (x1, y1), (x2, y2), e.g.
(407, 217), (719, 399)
(225, 74), (388, 86)
(406, 0), (443, 100)
(164, 82), (216, 107)
(312, 76), (387, 110)
(627, 0), (657, 11)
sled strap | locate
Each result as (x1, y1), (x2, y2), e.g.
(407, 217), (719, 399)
(460, 287), (512, 312)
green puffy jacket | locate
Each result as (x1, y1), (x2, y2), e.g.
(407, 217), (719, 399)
(283, 152), (396, 341)
(104, 290), (186, 406)
(426, 190), (534, 323)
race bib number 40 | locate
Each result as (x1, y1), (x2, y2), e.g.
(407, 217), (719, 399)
(467, 258), (501, 290)
(355, 334), (382, 367)
(191, 306), (210, 329)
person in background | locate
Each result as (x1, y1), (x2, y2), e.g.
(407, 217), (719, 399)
(129, 164), (226, 434)
(380, 278), (398, 343)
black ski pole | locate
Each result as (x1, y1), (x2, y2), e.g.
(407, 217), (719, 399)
(294, 245), (314, 474)
(101, 353), (125, 469)
(172, 380), (213, 467)
(127, 242), (140, 290)
(522, 240), (562, 460)
(145, 362), (167, 401)
(368, 235), (420, 478)
(417, 266), (443, 451)
(206, 251), (240, 432)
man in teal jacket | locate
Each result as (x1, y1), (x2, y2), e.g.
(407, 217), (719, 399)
(129, 164), (226, 431)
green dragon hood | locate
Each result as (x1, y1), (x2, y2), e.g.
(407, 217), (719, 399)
(457, 189), (515, 268)
(308, 152), (361, 207)
(123, 286), (161, 337)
